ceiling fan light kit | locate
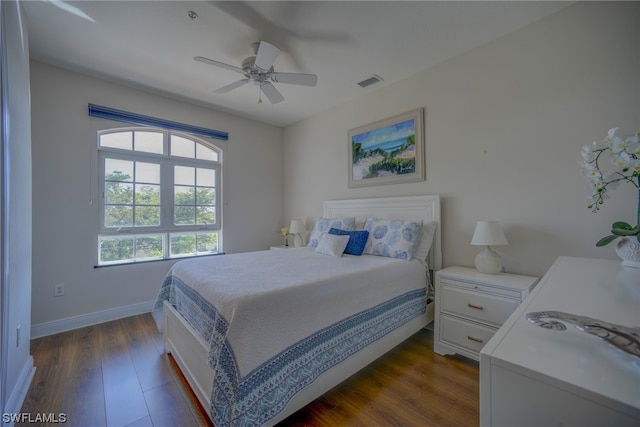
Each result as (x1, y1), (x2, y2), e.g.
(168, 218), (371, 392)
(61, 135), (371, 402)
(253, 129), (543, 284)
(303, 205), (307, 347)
(195, 41), (318, 105)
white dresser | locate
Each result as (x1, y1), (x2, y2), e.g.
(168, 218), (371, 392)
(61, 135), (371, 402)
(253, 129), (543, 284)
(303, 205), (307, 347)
(480, 257), (640, 426)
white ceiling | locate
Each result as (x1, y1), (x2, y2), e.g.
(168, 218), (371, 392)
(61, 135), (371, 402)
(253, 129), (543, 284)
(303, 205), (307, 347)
(23, 1), (570, 127)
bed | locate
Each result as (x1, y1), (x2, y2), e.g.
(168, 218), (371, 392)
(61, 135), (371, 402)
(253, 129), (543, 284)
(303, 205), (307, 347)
(153, 195), (442, 426)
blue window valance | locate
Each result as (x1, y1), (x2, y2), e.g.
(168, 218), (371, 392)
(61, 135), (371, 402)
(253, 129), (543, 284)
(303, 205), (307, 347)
(88, 103), (229, 141)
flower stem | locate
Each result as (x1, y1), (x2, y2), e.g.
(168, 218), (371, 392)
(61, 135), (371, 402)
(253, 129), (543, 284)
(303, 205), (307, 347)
(637, 176), (640, 228)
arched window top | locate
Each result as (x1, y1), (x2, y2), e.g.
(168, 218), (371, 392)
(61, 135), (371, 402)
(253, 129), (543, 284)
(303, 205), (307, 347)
(98, 128), (221, 162)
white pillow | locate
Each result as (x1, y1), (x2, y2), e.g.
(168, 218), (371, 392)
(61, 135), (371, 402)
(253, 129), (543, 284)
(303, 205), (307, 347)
(412, 221), (438, 262)
(315, 234), (350, 257)
(307, 217), (356, 247)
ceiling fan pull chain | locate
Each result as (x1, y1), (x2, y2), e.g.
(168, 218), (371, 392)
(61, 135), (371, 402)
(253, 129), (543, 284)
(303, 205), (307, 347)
(258, 84), (263, 104)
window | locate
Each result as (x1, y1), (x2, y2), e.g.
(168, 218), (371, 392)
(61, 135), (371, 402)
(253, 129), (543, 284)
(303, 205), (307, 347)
(97, 128), (221, 265)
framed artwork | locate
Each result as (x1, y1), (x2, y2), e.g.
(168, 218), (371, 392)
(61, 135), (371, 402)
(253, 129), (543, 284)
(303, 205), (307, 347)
(348, 108), (424, 188)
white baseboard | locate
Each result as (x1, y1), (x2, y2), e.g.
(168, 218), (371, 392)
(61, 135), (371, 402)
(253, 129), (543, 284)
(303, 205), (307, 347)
(3, 356), (35, 427)
(30, 300), (155, 339)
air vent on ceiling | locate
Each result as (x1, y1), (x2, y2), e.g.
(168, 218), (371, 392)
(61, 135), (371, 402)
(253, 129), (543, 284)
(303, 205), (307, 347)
(357, 74), (384, 88)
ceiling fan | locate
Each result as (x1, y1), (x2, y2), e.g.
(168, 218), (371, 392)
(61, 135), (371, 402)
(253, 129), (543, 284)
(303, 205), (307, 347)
(194, 41), (318, 104)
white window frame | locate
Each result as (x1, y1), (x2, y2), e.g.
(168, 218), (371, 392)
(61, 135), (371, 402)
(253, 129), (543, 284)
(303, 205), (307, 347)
(97, 127), (222, 265)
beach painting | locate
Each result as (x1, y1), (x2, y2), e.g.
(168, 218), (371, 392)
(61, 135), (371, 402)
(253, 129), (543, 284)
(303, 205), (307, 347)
(348, 108), (424, 187)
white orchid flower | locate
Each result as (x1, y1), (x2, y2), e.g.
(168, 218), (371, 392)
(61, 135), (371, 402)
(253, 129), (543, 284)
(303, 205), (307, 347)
(611, 151), (631, 168)
(580, 127), (639, 216)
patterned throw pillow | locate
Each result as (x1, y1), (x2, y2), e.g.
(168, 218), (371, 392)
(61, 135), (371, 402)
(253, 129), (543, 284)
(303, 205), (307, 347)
(307, 217), (356, 247)
(328, 228), (369, 256)
(363, 218), (423, 260)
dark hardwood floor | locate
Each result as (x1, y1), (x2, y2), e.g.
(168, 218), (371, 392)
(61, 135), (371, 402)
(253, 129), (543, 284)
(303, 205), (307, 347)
(19, 314), (479, 427)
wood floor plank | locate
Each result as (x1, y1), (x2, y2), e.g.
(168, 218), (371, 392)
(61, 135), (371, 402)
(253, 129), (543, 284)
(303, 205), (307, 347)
(100, 319), (149, 427)
(122, 315), (174, 392)
(123, 416), (153, 427)
(60, 325), (107, 427)
(144, 381), (200, 427)
(18, 331), (75, 423)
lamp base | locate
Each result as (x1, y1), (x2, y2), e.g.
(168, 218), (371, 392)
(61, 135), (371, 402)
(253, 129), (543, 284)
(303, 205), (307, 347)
(475, 246), (503, 274)
(293, 234), (303, 247)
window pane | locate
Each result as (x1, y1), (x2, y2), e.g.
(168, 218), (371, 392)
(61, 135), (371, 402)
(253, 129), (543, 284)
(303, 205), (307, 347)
(196, 232), (218, 253)
(169, 232), (219, 257)
(98, 234), (164, 264)
(196, 168), (215, 187)
(105, 158), (133, 181)
(136, 162), (160, 184)
(174, 206), (195, 225)
(174, 166), (195, 185)
(100, 132), (132, 150)
(135, 184), (160, 205)
(105, 182), (133, 205)
(170, 233), (196, 257)
(134, 235), (163, 259)
(196, 187), (215, 205)
(105, 206), (133, 227)
(196, 143), (218, 161)
(174, 186), (195, 205)
(196, 206), (216, 225)
(135, 206), (161, 226)
(99, 236), (134, 264)
(171, 135), (195, 158)
(134, 131), (163, 154)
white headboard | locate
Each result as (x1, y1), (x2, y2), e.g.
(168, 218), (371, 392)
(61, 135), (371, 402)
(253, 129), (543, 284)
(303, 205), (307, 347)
(323, 195), (442, 270)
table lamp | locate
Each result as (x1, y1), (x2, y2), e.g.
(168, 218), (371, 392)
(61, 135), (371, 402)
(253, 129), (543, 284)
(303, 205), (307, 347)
(289, 219), (305, 247)
(471, 221), (508, 274)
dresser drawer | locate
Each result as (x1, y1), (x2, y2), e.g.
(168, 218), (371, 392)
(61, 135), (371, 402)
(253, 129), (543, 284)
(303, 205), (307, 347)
(440, 314), (497, 354)
(440, 284), (519, 327)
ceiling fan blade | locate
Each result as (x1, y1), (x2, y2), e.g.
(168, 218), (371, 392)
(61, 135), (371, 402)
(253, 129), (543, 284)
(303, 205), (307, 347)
(46, 0), (95, 22)
(270, 72), (318, 87)
(215, 79), (250, 94)
(260, 82), (284, 104)
(254, 41), (281, 72)
(194, 56), (245, 75)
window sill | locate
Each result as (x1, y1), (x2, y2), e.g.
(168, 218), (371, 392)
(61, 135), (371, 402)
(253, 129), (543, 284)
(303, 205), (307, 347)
(93, 252), (226, 268)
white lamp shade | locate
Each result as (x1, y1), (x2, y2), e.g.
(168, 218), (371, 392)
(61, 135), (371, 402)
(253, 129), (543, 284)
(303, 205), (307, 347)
(471, 221), (508, 246)
(289, 219), (305, 234)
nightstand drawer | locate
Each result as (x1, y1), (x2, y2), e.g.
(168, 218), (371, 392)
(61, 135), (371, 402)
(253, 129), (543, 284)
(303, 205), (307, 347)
(440, 284), (519, 327)
(440, 314), (497, 353)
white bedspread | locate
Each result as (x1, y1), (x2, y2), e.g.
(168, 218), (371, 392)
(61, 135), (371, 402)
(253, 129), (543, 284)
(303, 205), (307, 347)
(156, 247), (427, 376)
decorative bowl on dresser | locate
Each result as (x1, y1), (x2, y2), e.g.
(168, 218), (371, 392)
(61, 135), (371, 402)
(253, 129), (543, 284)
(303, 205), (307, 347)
(434, 266), (538, 361)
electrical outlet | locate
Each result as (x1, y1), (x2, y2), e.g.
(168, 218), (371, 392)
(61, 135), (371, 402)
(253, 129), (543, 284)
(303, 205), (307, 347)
(54, 283), (65, 297)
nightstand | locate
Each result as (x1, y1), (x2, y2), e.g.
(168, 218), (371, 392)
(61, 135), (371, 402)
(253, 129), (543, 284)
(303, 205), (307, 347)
(434, 266), (537, 361)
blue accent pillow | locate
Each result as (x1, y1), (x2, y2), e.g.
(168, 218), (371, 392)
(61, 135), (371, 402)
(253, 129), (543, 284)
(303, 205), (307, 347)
(329, 228), (369, 256)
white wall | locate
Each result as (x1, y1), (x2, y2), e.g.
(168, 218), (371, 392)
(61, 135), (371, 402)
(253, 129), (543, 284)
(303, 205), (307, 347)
(30, 62), (284, 330)
(283, 2), (639, 278)
(1, 0), (35, 418)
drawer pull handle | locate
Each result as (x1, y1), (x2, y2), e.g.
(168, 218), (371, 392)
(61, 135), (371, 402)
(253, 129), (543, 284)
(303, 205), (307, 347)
(467, 336), (484, 343)
(468, 303), (484, 310)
